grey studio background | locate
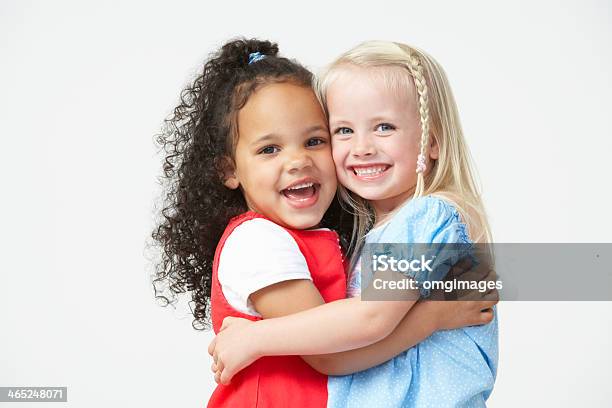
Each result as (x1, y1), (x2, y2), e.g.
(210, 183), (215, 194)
(1, 0), (611, 407)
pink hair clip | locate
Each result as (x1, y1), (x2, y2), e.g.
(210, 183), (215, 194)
(416, 154), (427, 174)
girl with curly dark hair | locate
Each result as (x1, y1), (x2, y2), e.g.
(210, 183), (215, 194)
(151, 37), (351, 329)
(152, 37), (353, 407)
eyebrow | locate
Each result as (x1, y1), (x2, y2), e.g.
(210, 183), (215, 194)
(328, 119), (352, 127)
(368, 115), (396, 123)
(304, 125), (328, 134)
(250, 125), (328, 146)
(330, 115), (396, 127)
(250, 134), (278, 146)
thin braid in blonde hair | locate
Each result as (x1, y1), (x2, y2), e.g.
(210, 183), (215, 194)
(403, 50), (430, 197)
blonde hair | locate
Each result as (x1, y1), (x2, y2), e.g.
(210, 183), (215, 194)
(315, 41), (492, 260)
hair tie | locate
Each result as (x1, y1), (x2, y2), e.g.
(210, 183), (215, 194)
(248, 52), (266, 65)
(416, 153), (427, 173)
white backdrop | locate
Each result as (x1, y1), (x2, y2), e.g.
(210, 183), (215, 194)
(1, 0), (611, 406)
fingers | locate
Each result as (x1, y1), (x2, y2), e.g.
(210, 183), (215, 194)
(479, 299), (498, 310)
(450, 300), (496, 327)
(482, 288), (500, 302)
(456, 285), (500, 302)
(213, 368), (233, 385)
(460, 299), (498, 312)
(469, 299), (498, 313)
(479, 308), (494, 324)
(484, 268), (498, 282)
(468, 306), (494, 326)
(210, 361), (224, 373)
(216, 359), (225, 375)
(208, 336), (216, 356)
(212, 358), (227, 385)
(219, 367), (234, 385)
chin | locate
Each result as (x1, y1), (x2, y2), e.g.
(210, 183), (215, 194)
(347, 188), (385, 201)
(283, 212), (323, 230)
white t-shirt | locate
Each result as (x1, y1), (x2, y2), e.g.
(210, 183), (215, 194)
(217, 218), (313, 316)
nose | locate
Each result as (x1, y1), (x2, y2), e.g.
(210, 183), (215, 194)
(286, 148), (313, 173)
(351, 133), (376, 158)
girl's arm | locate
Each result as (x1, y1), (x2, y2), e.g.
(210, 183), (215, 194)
(210, 277), (496, 383)
(304, 299), (495, 375)
(209, 277), (417, 384)
(250, 273), (421, 354)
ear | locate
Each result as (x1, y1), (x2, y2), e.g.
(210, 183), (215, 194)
(224, 174), (240, 190)
(428, 134), (439, 161)
(218, 156), (240, 190)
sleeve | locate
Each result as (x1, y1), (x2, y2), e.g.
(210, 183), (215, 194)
(217, 218), (312, 316)
(392, 196), (474, 297)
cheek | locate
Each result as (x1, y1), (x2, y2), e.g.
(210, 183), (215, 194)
(244, 159), (273, 188)
(326, 171), (338, 191)
(333, 158), (351, 186)
(314, 151), (337, 182)
(386, 136), (418, 168)
(331, 140), (348, 169)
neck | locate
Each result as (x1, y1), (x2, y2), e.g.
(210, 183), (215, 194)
(371, 187), (416, 227)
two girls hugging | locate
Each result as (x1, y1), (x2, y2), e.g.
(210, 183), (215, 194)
(152, 38), (498, 408)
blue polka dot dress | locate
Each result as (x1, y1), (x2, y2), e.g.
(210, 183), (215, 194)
(328, 196), (498, 408)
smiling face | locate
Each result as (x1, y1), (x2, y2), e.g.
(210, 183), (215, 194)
(225, 82), (337, 230)
(327, 65), (437, 218)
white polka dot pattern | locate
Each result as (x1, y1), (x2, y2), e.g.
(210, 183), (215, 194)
(328, 197), (498, 408)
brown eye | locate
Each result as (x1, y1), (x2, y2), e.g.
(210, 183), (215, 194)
(306, 138), (325, 147)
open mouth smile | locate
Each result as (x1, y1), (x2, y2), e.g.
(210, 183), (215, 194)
(280, 178), (321, 208)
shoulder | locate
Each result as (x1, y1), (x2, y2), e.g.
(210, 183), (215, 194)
(224, 217), (298, 251)
(218, 218), (312, 315)
(220, 218), (308, 276)
(391, 196), (470, 243)
(220, 217), (309, 277)
(392, 195), (459, 227)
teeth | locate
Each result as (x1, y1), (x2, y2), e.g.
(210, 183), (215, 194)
(354, 166), (387, 176)
(286, 182), (314, 190)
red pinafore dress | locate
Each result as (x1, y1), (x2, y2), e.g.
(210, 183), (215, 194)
(207, 211), (347, 408)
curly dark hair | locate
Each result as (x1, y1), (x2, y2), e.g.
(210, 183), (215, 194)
(151, 38), (353, 330)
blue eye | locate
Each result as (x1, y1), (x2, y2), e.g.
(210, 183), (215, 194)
(334, 127), (353, 135)
(306, 138), (326, 147)
(259, 145), (280, 154)
(376, 123), (395, 132)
